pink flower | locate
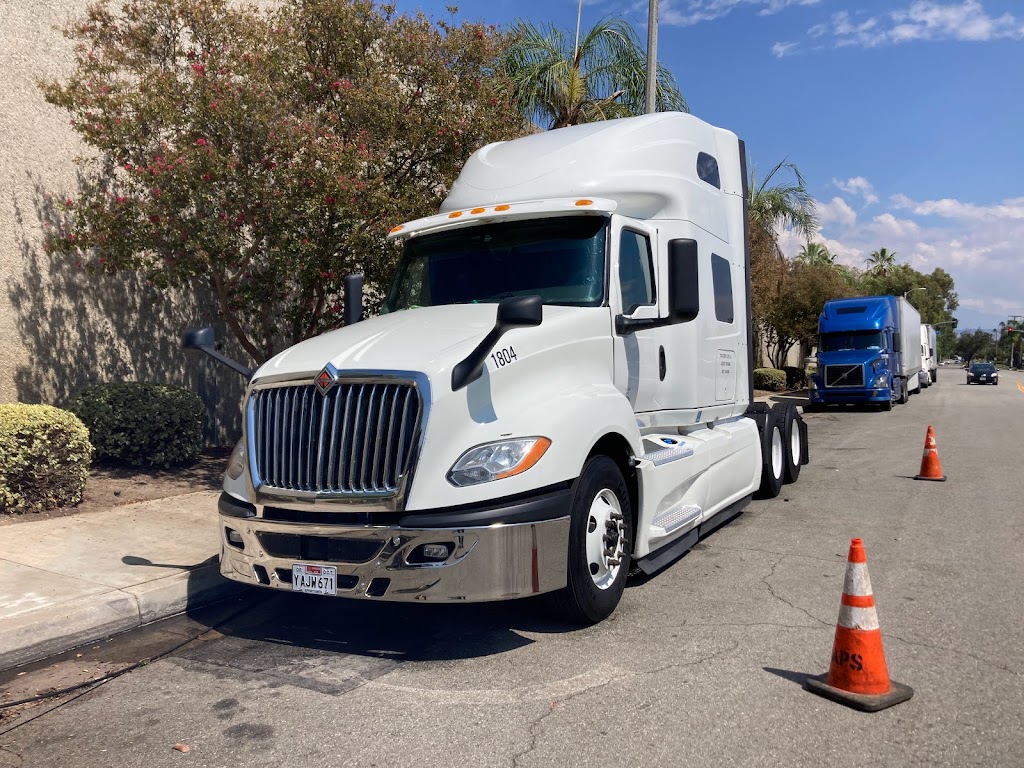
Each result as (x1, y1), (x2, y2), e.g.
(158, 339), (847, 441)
(116, 195), (125, 203)
(191, 64), (205, 76)
(325, 195), (335, 205)
(196, 138), (207, 146)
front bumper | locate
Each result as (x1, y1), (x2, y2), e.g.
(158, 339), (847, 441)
(218, 490), (571, 602)
(809, 387), (890, 404)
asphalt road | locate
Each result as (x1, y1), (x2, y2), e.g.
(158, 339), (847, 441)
(2, 368), (1023, 768)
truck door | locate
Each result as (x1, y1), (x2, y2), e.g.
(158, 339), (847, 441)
(610, 218), (660, 412)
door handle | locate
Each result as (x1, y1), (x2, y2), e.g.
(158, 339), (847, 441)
(659, 346), (667, 381)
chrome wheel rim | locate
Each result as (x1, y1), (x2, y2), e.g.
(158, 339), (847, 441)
(790, 421), (801, 466)
(771, 426), (784, 480)
(585, 489), (625, 590)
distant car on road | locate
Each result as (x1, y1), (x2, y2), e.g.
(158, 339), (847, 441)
(967, 362), (999, 385)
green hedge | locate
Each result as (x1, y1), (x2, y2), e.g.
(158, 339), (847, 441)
(69, 382), (205, 467)
(0, 404), (93, 513)
(753, 368), (787, 392)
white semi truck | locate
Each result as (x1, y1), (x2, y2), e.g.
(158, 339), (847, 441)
(201, 113), (809, 624)
(921, 323), (938, 385)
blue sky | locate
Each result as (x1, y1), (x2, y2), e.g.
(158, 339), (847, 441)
(399, 0), (1024, 331)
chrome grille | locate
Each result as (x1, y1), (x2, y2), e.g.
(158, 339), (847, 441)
(250, 381), (421, 495)
(824, 364), (865, 388)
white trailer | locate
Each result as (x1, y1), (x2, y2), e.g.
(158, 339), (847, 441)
(212, 113), (809, 624)
(896, 297), (922, 395)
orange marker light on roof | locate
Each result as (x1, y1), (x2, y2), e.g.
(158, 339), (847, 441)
(470, 207), (485, 214)
(495, 204), (510, 211)
(448, 211), (462, 219)
(575, 199), (593, 206)
(389, 225), (403, 233)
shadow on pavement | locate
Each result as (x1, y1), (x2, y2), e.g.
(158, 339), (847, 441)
(762, 666), (812, 687)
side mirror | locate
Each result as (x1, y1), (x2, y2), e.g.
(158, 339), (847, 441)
(495, 295), (543, 332)
(344, 274), (363, 326)
(667, 238), (700, 322)
(181, 326), (254, 379)
(451, 296), (542, 391)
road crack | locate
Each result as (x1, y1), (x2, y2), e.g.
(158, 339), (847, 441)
(885, 633), (1020, 676)
(762, 557), (833, 628)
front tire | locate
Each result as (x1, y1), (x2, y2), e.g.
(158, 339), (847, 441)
(547, 456), (632, 625)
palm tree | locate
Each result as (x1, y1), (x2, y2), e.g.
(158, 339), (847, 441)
(500, 18), (687, 130)
(796, 242), (834, 266)
(747, 158), (818, 311)
(865, 248), (897, 276)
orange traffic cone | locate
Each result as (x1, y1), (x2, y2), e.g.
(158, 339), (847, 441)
(805, 538), (913, 712)
(914, 425), (946, 481)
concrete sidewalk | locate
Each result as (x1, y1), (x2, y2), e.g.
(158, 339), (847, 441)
(0, 492), (240, 670)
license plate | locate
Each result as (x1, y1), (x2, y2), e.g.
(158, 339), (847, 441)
(291, 564), (336, 596)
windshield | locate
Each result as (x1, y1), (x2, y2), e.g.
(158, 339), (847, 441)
(383, 216), (607, 312)
(970, 363), (996, 372)
(819, 331), (885, 352)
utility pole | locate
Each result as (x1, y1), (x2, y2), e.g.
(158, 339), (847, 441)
(645, 0), (658, 114)
(1009, 315), (1023, 369)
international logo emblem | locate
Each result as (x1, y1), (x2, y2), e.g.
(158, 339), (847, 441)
(314, 363), (339, 395)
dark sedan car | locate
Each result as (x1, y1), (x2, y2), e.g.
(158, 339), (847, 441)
(967, 362), (999, 385)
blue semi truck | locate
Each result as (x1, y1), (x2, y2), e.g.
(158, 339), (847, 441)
(808, 295), (922, 411)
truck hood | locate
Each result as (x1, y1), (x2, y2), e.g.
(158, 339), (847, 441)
(253, 304), (599, 386)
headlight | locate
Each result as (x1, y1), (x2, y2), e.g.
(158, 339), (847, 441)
(227, 439), (246, 480)
(447, 437), (551, 487)
(873, 375), (888, 388)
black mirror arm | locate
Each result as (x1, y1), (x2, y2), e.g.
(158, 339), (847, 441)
(451, 327), (503, 392)
(192, 345), (255, 379)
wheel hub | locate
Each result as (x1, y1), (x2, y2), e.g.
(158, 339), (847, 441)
(586, 489), (626, 590)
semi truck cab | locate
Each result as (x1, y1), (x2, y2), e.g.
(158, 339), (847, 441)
(211, 113), (808, 624)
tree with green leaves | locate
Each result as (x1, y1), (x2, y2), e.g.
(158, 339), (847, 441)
(865, 247), (897, 276)
(41, 0), (523, 364)
(499, 18), (686, 130)
(955, 329), (994, 366)
(763, 260), (858, 368)
(795, 241), (834, 266)
(746, 158), (818, 363)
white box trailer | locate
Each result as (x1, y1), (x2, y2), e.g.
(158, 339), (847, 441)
(896, 297), (922, 394)
(208, 113), (810, 624)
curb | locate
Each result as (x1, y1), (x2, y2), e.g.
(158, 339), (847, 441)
(0, 563), (243, 671)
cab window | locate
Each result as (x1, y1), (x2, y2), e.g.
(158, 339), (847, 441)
(619, 230), (655, 314)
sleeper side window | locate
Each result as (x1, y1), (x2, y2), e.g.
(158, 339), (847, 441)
(711, 253), (734, 323)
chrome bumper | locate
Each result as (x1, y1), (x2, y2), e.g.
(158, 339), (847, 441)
(219, 515), (570, 602)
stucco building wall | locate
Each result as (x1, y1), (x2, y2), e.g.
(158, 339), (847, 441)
(1, 0), (245, 443)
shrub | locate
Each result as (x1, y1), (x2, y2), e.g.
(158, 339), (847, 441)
(0, 404), (93, 513)
(782, 366), (808, 390)
(753, 368), (787, 392)
(69, 382), (205, 467)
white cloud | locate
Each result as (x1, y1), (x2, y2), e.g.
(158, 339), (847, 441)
(833, 176), (879, 204)
(812, 186), (1024, 329)
(661, 0), (821, 27)
(818, 196), (858, 227)
(771, 41), (800, 57)
(812, 2), (1024, 49)
(871, 213), (920, 238)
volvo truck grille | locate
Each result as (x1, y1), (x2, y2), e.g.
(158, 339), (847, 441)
(824, 364), (865, 388)
(250, 380), (422, 496)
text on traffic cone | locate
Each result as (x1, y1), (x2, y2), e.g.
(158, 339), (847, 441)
(914, 425), (946, 481)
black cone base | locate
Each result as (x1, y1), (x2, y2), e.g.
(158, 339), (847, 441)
(805, 674), (914, 712)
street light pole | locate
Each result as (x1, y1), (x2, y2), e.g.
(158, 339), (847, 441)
(645, 0), (658, 114)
